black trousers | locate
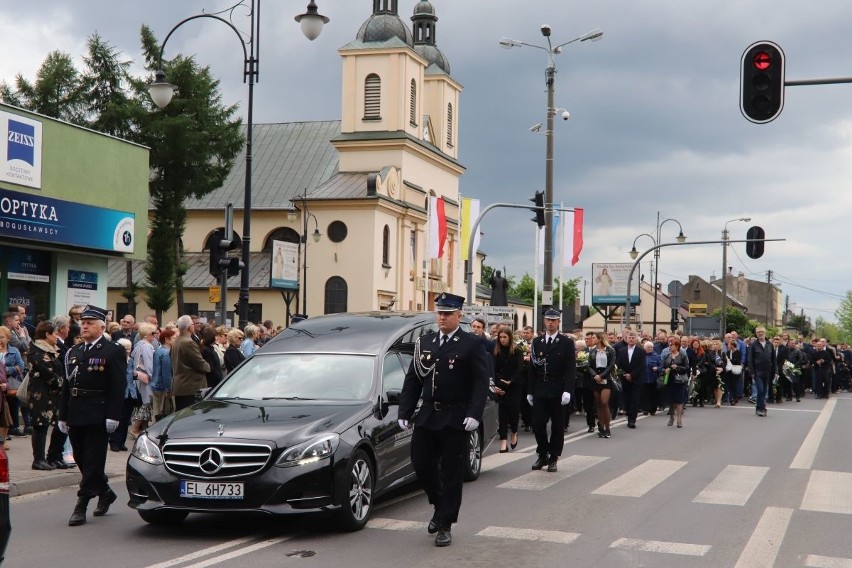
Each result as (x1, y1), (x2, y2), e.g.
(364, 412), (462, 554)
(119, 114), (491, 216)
(641, 383), (660, 414)
(68, 424), (110, 499)
(580, 387), (596, 427)
(532, 395), (563, 458)
(46, 425), (68, 463)
(497, 395), (521, 440)
(109, 397), (137, 448)
(411, 426), (468, 527)
(622, 379), (641, 424)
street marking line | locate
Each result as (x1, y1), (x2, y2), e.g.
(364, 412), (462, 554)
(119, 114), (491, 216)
(734, 506), (793, 568)
(182, 537), (291, 568)
(805, 554), (852, 567)
(478, 525), (580, 544)
(592, 459), (686, 498)
(693, 464), (769, 506)
(790, 398), (836, 470)
(143, 536), (263, 568)
(482, 451), (531, 472)
(497, 455), (608, 490)
(514, 416), (636, 453)
(801, 470), (852, 515)
(610, 537), (710, 556)
(367, 518), (425, 531)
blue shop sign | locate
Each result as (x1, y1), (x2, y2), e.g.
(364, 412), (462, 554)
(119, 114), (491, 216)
(0, 187), (134, 253)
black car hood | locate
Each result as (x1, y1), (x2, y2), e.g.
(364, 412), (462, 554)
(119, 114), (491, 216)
(153, 399), (373, 447)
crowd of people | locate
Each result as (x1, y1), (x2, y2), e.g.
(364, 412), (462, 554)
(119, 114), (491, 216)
(0, 304), (280, 468)
(471, 318), (849, 446)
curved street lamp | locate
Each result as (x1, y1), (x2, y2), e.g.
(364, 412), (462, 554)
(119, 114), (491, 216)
(147, 0), (329, 325)
(499, 25), (602, 313)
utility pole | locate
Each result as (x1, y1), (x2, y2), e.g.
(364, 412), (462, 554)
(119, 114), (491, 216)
(766, 270), (773, 326)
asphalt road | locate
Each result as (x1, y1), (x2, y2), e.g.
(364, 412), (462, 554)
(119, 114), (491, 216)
(6, 394), (852, 568)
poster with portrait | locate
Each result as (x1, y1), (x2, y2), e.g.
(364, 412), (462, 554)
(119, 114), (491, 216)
(591, 263), (640, 305)
(270, 240), (299, 290)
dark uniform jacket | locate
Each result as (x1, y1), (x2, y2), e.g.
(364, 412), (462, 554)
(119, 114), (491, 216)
(59, 336), (126, 427)
(399, 329), (489, 431)
(527, 334), (576, 398)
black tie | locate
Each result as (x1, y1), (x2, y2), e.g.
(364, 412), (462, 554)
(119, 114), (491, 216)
(547, 337), (552, 346)
(441, 335), (448, 346)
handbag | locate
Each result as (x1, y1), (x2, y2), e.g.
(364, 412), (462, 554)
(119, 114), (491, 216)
(611, 375), (623, 393)
(731, 364), (743, 376)
(672, 372), (689, 384)
(725, 358), (733, 372)
(16, 372), (30, 403)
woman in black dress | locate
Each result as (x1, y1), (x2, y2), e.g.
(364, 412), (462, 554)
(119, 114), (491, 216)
(589, 332), (616, 438)
(492, 328), (524, 452)
(200, 326), (224, 389)
(224, 328), (246, 374)
(26, 321), (63, 470)
(663, 338), (690, 428)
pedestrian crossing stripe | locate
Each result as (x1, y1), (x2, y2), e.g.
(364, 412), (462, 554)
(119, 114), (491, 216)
(610, 537), (710, 556)
(477, 526), (580, 544)
(497, 455), (608, 490)
(592, 459), (686, 498)
(693, 464), (769, 506)
(801, 470), (852, 515)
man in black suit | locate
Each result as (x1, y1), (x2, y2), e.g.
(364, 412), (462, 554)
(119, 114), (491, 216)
(616, 330), (646, 429)
(58, 305), (126, 526)
(399, 293), (489, 547)
(771, 335), (790, 403)
(46, 315), (75, 470)
(526, 309), (576, 472)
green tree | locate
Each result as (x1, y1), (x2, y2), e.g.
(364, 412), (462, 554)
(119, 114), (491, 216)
(507, 274), (580, 307)
(135, 25), (243, 317)
(814, 316), (843, 343)
(711, 306), (750, 336)
(787, 313), (812, 338)
(834, 290), (852, 339)
(3, 51), (86, 124)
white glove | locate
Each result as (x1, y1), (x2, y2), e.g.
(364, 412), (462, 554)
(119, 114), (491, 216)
(105, 419), (119, 433)
(527, 394), (534, 406)
(397, 419), (410, 430)
(57, 421), (68, 434)
(561, 392), (572, 406)
(462, 417), (479, 432)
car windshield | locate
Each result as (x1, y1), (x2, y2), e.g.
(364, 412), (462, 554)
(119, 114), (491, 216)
(213, 353), (375, 401)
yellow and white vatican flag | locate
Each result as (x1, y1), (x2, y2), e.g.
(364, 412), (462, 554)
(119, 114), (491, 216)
(460, 197), (480, 261)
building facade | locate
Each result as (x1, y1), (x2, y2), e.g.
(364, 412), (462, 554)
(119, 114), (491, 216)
(109, 0), (473, 326)
(0, 103), (148, 323)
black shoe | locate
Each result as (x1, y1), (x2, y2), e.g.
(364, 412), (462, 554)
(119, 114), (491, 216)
(119, 445), (128, 451)
(109, 445), (121, 452)
(93, 489), (117, 517)
(587, 426), (595, 433)
(547, 458), (558, 472)
(627, 423), (636, 429)
(32, 460), (55, 471)
(603, 429), (611, 438)
(427, 514), (440, 534)
(23, 426), (33, 435)
(435, 528), (452, 547)
(531, 455), (548, 470)
(510, 436), (518, 450)
(499, 448), (509, 453)
(8, 428), (25, 437)
(68, 497), (89, 526)
(523, 426), (531, 432)
(49, 460), (71, 470)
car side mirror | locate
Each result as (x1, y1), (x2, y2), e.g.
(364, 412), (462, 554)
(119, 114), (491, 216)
(195, 387), (213, 401)
(385, 389), (402, 405)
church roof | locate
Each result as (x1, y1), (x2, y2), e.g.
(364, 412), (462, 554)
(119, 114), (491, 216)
(108, 252), (272, 290)
(184, 121), (340, 210)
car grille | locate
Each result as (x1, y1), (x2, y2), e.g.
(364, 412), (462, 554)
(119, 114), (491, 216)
(162, 442), (273, 479)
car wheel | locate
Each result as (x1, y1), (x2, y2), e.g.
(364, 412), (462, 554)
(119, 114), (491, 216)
(336, 450), (374, 532)
(138, 509), (189, 526)
(464, 427), (482, 481)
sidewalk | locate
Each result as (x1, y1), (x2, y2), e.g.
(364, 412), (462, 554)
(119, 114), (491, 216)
(5, 431), (130, 497)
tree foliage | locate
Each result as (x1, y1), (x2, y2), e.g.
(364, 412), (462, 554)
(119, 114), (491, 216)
(786, 313), (812, 338)
(2, 29), (243, 321)
(834, 290), (852, 340)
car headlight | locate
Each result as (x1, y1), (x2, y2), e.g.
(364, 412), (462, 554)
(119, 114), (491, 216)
(131, 433), (164, 465)
(275, 434), (340, 467)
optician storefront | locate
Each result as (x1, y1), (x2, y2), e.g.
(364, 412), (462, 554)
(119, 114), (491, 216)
(0, 103), (148, 324)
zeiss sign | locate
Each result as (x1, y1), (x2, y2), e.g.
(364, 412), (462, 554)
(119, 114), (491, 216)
(0, 110), (42, 189)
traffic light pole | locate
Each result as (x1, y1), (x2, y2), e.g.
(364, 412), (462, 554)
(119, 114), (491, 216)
(623, 238), (784, 329)
(464, 202), (575, 306)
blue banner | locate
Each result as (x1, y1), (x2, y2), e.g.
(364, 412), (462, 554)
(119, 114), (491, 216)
(0, 187), (135, 253)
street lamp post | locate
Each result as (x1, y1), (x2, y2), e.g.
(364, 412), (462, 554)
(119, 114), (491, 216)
(295, 190), (321, 316)
(147, 0), (329, 325)
(629, 216), (685, 331)
(499, 26), (602, 313)
(720, 217), (751, 335)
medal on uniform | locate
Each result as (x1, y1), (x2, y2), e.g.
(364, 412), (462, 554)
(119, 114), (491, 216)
(448, 356), (455, 370)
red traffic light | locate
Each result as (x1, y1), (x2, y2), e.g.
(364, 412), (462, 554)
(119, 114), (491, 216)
(753, 51), (772, 71)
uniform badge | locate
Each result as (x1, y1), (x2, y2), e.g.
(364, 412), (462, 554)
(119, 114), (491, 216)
(448, 356), (456, 370)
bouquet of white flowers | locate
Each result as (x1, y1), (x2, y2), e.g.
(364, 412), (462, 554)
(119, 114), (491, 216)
(576, 350), (589, 369)
(783, 359), (801, 380)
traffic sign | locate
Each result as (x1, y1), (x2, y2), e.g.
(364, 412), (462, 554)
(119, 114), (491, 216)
(209, 286), (221, 304)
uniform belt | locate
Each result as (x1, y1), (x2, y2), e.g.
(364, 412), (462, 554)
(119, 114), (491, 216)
(70, 388), (106, 398)
(431, 401), (466, 411)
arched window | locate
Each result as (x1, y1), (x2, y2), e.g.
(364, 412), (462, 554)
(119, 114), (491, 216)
(382, 225), (390, 266)
(409, 79), (417, 126)
(262, 227), (300, 251)
(446, 103), (454, 147)
(324, 276), (348, 314)
(364, 74), (381, 120)
(202, 228), (241, 252)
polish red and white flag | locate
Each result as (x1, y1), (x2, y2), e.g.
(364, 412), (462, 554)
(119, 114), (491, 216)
(428, 196), (447, 259)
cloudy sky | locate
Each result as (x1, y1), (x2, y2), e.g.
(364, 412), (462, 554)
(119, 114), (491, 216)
(2, 0), (850, 324)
